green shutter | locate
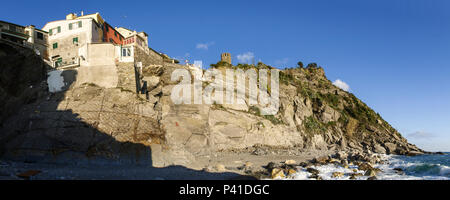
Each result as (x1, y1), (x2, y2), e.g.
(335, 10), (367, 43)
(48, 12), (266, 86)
(78, 21), (82, 28)
(69, 23), (72, 30)
(49, 29), (52, 35)
(73, 37), (78, 44)
(53, 43), (58, 49)
(57, 26), (61, 33)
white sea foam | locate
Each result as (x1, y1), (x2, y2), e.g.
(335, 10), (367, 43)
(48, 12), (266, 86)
(288, 154), (450, 180)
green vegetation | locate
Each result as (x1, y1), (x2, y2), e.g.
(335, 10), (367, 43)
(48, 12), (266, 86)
(263, 114), (283, 125)
(212, 102), (226, 111)
(279, 71), (295, 85)
(249, 106), (283, 125)
(304, 116), (327, 135)
(306, 63), (318, 69)
(210, 61), (232, 68)
(235, 63), (254, 69)
(342, 93), (379, 126)
(318, 92), (340, 109)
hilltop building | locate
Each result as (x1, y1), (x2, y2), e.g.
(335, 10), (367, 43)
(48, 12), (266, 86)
(0, 20), (48, 58)
(42, 13), (106, 67)
(221, 52), (231, 64)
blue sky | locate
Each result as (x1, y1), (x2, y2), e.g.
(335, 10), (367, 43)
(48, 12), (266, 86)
(2, 0), (449, 151)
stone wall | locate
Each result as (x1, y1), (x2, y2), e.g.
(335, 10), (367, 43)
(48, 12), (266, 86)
(134, 46), (163, 67)
(116, 62), (136, 92)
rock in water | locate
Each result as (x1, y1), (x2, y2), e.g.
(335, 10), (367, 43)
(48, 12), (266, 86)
(271, 168), (285, 179)
(331, 172), (344, 178)
(306, 168), (320, 175)
(287, 169), (297, 176)
(364, 169), (378, 177)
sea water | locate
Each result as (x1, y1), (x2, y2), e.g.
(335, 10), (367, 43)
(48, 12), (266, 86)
(290, 153), (450, 180)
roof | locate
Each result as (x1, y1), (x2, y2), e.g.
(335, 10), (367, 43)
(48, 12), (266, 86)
(0, 20), (25, 28)
(0, 20), (48, 33)
(42, 12), (104, 30)
(76, 13), (105, 25)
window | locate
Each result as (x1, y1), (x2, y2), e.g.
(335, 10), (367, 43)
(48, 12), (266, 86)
(105, 26), (109, 32)
(37, 32), (44, 40)
(122, 48), (131, 57)
(55, 57), (62, 67)
(53, 42), (58, 49)
(73, 37), (78, 44)
(49, 29), (52, 35)
(57, 26), (61, 33)
(69, 23), (72, 30)
(78, 21), (82, 28)
(114, 31), (117, 37)
(9, 24), (15, 32)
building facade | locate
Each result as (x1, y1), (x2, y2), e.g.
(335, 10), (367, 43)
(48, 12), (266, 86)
(0, 20), (48, 59)
(103, 22), (124, 45)
(25, 25), (49, 58)
(42, 13), (104, 68)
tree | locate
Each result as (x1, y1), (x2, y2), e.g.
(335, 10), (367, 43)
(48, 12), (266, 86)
(297, 61), (304, 68)
(306, 63), (318, 69)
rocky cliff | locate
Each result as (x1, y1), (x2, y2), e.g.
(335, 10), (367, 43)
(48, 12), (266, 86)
(0, 47), (423, 166)
(0, 41), (48, 124)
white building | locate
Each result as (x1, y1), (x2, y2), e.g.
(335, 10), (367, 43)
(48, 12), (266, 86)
(42, 13), (104, 68)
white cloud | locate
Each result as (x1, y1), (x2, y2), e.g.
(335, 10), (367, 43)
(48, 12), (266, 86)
(407, 131), (435, 139)
(196, 42), (215, 50)
(236, 52), (255, 63)
(333, 79), (350, 91)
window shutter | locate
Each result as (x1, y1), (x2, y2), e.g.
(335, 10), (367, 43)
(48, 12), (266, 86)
(57, 26), (61, 33)
(49, 29), (52, 35)
(78, 21), (82, 28)
(69, 23), (72, 30)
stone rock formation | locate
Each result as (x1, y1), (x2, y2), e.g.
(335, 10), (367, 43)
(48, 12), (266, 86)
(0, 42), (424, 167)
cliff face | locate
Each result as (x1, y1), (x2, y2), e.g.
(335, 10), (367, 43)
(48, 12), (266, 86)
(0, 41), (48, 124)
(0, 51), (423, 166)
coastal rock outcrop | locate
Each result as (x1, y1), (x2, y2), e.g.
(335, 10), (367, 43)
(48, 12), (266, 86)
(0, 48), (424, 166)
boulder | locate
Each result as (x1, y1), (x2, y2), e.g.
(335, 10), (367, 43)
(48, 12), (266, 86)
(306, 168), (320, 175)
(335, 151), (348, 160)
(357, 162), (373, 171)
(308, 174), (322, 180)
(313, 156), (329, 164)
(331, 172), (344, 178)
(364, 169), (378, 177)
(287, 169), (297, 176)
(349, 173), (363, 180)
(271, 168), (285, 179)
(285, 159), (297, 165)
(406, 151), (424, 156)
(215, 164), (226, 172)
(373, 144), (386, 154)
(384, 143), (397, 154)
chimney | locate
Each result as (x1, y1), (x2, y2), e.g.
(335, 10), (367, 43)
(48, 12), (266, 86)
(81, 11), (84, 16)
(66, 13), (77, 20)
